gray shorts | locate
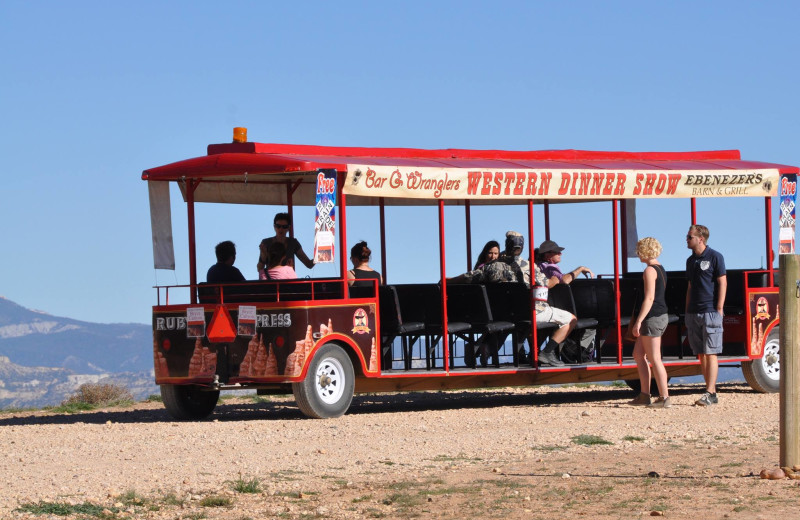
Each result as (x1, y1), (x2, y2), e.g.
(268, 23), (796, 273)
(685, 311), (724, 355)
(641, 314), (668, 337)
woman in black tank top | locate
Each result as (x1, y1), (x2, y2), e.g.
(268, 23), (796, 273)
(347, 241), (383, 293)
(628, 237), (671, 408)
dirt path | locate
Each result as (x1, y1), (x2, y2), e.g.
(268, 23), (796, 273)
(1, 383), (797, 519)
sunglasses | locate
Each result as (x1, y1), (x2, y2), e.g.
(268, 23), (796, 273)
(275, 224), (290, 229)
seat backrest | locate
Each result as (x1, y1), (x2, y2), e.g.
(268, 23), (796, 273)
(572, 279), (616, 325)
(663, 275), (687, 316)
(394, 283), (441, 326)
(617, 277), (642, 317)
(378, 285), (402, 333)
(484, 283), (531, 323)
(548, 284), (576, 315)
(446, 284), (493, 325)
(197, 283), (219, 304)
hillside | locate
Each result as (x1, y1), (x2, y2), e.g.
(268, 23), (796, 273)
(0, 296), (156, 407)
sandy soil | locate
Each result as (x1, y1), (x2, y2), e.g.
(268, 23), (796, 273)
(1, 382), (798, 520)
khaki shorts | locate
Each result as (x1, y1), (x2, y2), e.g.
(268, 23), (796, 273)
(536, 306), (574, 327)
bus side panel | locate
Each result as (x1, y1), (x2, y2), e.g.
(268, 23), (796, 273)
(746, 287), (779, 358)
(153, 302), (378, 385)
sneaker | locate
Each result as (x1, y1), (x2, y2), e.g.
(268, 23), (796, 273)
(538, 350), (565, 367)
(628, 392), (651, 406)
(648, 396), (672, 408)
(695, 392), (718, 406)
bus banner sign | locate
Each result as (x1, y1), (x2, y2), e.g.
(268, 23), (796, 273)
(779, 173), (797, 254)
(345, 164), (779, 201)
(314, 168), (337, 263)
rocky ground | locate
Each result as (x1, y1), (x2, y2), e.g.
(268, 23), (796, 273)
(1, 382), (798, 519)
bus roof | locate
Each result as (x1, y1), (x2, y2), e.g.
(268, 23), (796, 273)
(142, 142), (799, 206)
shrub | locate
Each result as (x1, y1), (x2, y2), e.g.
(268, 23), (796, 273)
(61, 383), (134, 408)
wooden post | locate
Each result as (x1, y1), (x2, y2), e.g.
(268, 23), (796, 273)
(780, 254), (800, 467)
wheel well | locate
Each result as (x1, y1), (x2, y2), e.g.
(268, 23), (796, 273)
(320, 339), (366, 377)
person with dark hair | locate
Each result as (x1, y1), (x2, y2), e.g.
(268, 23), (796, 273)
(257, 212), (314, 277)
(207, 241), (246, 284)
(264, 241), (297, 280)
(347, 241), (382, 288)
(474, 240), (500, 270)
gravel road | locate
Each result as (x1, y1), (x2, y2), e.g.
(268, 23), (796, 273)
(1, 382), (796, 519)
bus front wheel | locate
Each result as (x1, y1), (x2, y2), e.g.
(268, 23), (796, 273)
(293, 343), (354, 419)
(743, 328), (780, 393)
(161, 384), (220, 420)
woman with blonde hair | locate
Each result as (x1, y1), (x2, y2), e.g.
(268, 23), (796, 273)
(628, 237), (671, 408)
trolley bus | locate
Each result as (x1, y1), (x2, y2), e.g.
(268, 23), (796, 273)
(143, 129), (798, 419)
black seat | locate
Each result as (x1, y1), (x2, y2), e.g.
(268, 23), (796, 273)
(548, 284), (599, 332)
(394, 284), (471, 370)
(446, 284), (515, 368)
(378, 286), (425, 370)
(483, 283), (551, 366)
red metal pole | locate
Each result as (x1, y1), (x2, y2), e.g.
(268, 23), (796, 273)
(186, 179), (198, 304)
(620, 200), (628, 275)
(612, 200), (622, 365)
(338, 172), (349, 296)
(379, 198), (387, 283)
(465, 200), (473, 271)
(766, 196), (775, 285)
(438, 200), (450, 372)
(528, 200), (538, 366)
(690, 198), (697, 225)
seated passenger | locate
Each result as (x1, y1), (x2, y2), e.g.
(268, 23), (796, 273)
(264, 241), (297, 280)
(207, 240), (246, 284)
(537, 240), (595, 287)
(474, 240), (500, 269)
(450, 231), (527, 286)
(532, 262), (577, 367)
(347, 241), (383, 289)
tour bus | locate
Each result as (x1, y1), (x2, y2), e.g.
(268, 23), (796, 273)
(142, 129), (798, 419)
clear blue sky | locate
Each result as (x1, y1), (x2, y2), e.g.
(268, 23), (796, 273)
(1, 1), (798, 324)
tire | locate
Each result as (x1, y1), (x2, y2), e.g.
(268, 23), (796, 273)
(743, 327), (780, 393)
(160, 384), (220, 420)
(292, 343), (355, 419)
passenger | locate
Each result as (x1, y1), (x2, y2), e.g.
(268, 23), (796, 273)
(532, 261), (576, 367)
(474, 240), (500, 269)
(347, 241), (383, 288)
(537, 240), (595, 287)
(499, 231), (530, 284)
(257, 212), (315, 277)
(535, 240), (597, 362)
(207, 240), (246, 284)
(685, 224), (727, 407)
(264, 241), (297, 280)
(448, 233), (527, 366)
(628, 237), (670, 408)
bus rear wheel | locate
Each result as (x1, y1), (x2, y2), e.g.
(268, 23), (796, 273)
(293, 343), (354, 419)
(161, 384), (220, 420)
(742, 328), (780, 393)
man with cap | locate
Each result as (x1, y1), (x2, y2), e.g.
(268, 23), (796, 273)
(538, 240), (595, 287)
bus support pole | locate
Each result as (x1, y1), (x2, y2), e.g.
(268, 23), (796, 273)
(779, 254), (800, 468)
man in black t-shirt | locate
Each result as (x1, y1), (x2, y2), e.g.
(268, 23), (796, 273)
(207, 241), (246, 284)
(685, 225), (727, 406)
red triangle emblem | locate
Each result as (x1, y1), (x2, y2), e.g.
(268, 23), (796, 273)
(207, 305), (237, 343)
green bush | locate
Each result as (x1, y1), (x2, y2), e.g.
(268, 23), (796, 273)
(61, 383), (134, 408)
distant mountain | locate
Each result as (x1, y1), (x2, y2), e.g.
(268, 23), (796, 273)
(0, 296), (157, 408)
(0, 296), (152, 373)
